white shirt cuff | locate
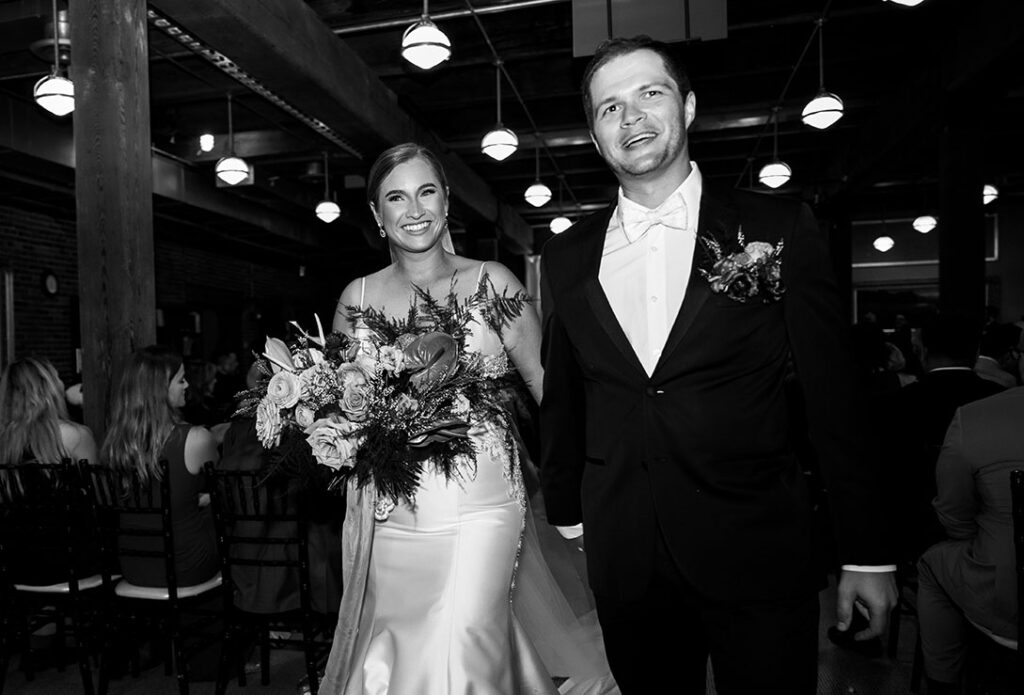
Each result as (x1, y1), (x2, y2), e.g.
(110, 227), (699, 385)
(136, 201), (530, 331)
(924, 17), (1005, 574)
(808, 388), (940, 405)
(556, 524), (584, 539)
(841, 564), (897, 573)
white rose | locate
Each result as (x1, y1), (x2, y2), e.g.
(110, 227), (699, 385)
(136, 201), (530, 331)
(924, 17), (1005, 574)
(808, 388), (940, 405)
(266, 370), (303, 409)
(294, 404), (316, 428)
(255, 398), (282, 448)
(744, 241), (775, 263)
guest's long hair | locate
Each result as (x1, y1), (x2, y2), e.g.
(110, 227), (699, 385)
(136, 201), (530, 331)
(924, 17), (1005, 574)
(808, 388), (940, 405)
(101, 346), (183, 482)
(0, 357), (69, 469)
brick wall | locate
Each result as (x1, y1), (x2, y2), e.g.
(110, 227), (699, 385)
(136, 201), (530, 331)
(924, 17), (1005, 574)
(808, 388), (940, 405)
(0, 203), (361, 384)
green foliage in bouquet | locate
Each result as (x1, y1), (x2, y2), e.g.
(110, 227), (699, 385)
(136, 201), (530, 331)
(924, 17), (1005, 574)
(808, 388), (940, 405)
(235, 275), (532, 508)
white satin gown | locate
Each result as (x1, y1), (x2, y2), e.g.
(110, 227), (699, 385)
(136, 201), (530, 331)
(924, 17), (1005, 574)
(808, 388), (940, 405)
(322, 272), (617, 695)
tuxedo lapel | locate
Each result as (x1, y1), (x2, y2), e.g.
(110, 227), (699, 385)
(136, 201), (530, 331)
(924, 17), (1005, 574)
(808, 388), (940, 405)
(574, 206), (649, 380)
(653, 188), (740, 375)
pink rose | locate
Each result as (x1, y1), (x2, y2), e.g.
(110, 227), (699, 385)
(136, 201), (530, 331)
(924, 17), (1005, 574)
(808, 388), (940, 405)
(337, 363), (371, 422)
(304, 418), (359, 470)
(255, 398), (282, 448)
(266, 370), (303, 409)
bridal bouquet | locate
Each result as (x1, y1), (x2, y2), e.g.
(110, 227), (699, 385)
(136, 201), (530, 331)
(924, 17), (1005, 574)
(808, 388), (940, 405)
(235, 282), (530, 516)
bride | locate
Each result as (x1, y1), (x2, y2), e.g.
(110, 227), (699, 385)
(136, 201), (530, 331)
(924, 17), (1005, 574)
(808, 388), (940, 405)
(320, 143), (617, 695)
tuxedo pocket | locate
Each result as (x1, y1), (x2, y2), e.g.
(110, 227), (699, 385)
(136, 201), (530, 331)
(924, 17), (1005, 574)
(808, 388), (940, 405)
(584, 455), (605, 466)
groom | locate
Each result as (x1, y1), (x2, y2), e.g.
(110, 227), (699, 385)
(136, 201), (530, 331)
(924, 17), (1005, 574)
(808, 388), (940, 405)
(539, 36), (897, 693)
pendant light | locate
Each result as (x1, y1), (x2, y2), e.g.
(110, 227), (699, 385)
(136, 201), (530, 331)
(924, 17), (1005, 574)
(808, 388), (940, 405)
(873, 236), (895, 252)
(983, 184), (999, 205)
(315, 152), (341, 223)
(215, 94), (250, 186)
(523, 138), (552, 207)
(912, 215), (937, 233)
(33, 0), (74, 117)
(548, 179), (571, 233)
(401, 0), (451, 70)
(884, 0), (928, 6)
(481, 61), (518, 161)
(758, 107), (792, 189)
(801, 19), (844, 130)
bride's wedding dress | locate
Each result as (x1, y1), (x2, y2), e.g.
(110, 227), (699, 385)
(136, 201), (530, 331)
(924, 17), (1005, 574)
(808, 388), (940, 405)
(319, 269), (617, 695)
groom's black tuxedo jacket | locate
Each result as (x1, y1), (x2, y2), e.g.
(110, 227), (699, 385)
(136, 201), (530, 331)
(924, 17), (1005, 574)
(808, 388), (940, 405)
(539, 185), (892, 602)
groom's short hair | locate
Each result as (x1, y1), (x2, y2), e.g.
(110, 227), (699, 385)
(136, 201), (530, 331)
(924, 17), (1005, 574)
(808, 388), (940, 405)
(581, 35), (692, 131)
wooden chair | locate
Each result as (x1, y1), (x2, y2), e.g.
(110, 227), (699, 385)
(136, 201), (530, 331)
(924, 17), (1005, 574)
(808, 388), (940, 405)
(206, 465), (335, 694)
(83, 460), (222, 695)
(0, 460), (106, 695)
(1011, 469), (1023, 680)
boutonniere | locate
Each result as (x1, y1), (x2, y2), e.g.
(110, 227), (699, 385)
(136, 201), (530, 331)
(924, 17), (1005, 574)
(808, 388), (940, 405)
(698, 228), (785, 303)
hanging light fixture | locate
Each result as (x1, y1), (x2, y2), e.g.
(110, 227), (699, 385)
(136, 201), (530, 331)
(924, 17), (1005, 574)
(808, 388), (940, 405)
(33, 0), (74, 117)
(481, 61), (518, 161)
(198, 133), (215, 153)
(873, 236), (895, 252)
(523, 138), (552, 207)
(548, 178), (571, 233)
(913, 215), (937, 233)
(315, 152), (341, 223)
(801, 18), (844, 130)
(550, 215), (572, 234)
(215, 94), (251, 186)
(758, 107), (792, 189)
(883, 0), (928, 6)
(983, 184), (999, 205)
(401, 0), (451, 70)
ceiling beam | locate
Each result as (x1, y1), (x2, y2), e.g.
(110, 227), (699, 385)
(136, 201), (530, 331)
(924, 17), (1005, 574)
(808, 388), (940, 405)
(0, 90), (334, 250)
(149, 0), (533, 254)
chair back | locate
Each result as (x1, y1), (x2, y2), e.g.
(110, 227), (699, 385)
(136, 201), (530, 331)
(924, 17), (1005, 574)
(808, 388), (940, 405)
(0, 460), (99, 591)
(1011, 469), (1023, 663)
(82, 460), (181, 601)
(206, 466), (314, 613)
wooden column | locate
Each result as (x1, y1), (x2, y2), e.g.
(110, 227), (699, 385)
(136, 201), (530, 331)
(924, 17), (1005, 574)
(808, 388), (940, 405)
(937, 97), (986, 321)
(70, 0), (155, 441)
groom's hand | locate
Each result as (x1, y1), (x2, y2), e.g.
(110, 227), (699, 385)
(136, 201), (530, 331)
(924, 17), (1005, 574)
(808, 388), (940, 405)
(835, 570), (898, 641)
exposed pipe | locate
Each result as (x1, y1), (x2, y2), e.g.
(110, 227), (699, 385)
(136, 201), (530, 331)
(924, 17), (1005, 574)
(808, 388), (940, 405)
(332, 0), (566, 36)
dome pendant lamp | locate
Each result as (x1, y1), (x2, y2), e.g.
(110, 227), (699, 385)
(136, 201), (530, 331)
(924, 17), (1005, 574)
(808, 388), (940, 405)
(758, 107), (792, 189)
(215, 94), (250, 186)
(33, 0), (74, 117)
(801, 18), (844, 130)
(523, 138), (552, 207)
(549, 178), (571, 233)
(315, 152), (341, 223)
(401, 0), (451, 70)
(481, 61), (518, 161)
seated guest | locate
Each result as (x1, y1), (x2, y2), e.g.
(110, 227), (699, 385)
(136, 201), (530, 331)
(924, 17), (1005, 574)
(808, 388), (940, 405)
(881, 314), (1002, 565)
(218, 384), (343, 614)
(917, 385), (1022, 694)
(974, 322), (1022, 389)
(0, 357), (99, 585)
(101, 346), (220, 587)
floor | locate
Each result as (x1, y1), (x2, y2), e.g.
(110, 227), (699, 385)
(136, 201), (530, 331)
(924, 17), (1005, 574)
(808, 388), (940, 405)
(1, 575), (925, 695)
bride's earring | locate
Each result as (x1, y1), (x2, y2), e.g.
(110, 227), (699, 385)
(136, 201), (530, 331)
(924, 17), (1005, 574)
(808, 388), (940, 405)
(378, 225), (386, 238)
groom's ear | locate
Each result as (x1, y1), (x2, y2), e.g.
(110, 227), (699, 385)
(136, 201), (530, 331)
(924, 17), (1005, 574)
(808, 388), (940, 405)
(589, 130), (602, 156)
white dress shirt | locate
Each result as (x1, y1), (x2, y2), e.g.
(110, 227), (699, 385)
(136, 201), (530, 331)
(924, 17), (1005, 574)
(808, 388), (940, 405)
(598, 163), (702, 375)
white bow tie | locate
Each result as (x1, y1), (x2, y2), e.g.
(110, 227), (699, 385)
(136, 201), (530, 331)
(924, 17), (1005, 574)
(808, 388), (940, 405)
(619, 197), (689, 243)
